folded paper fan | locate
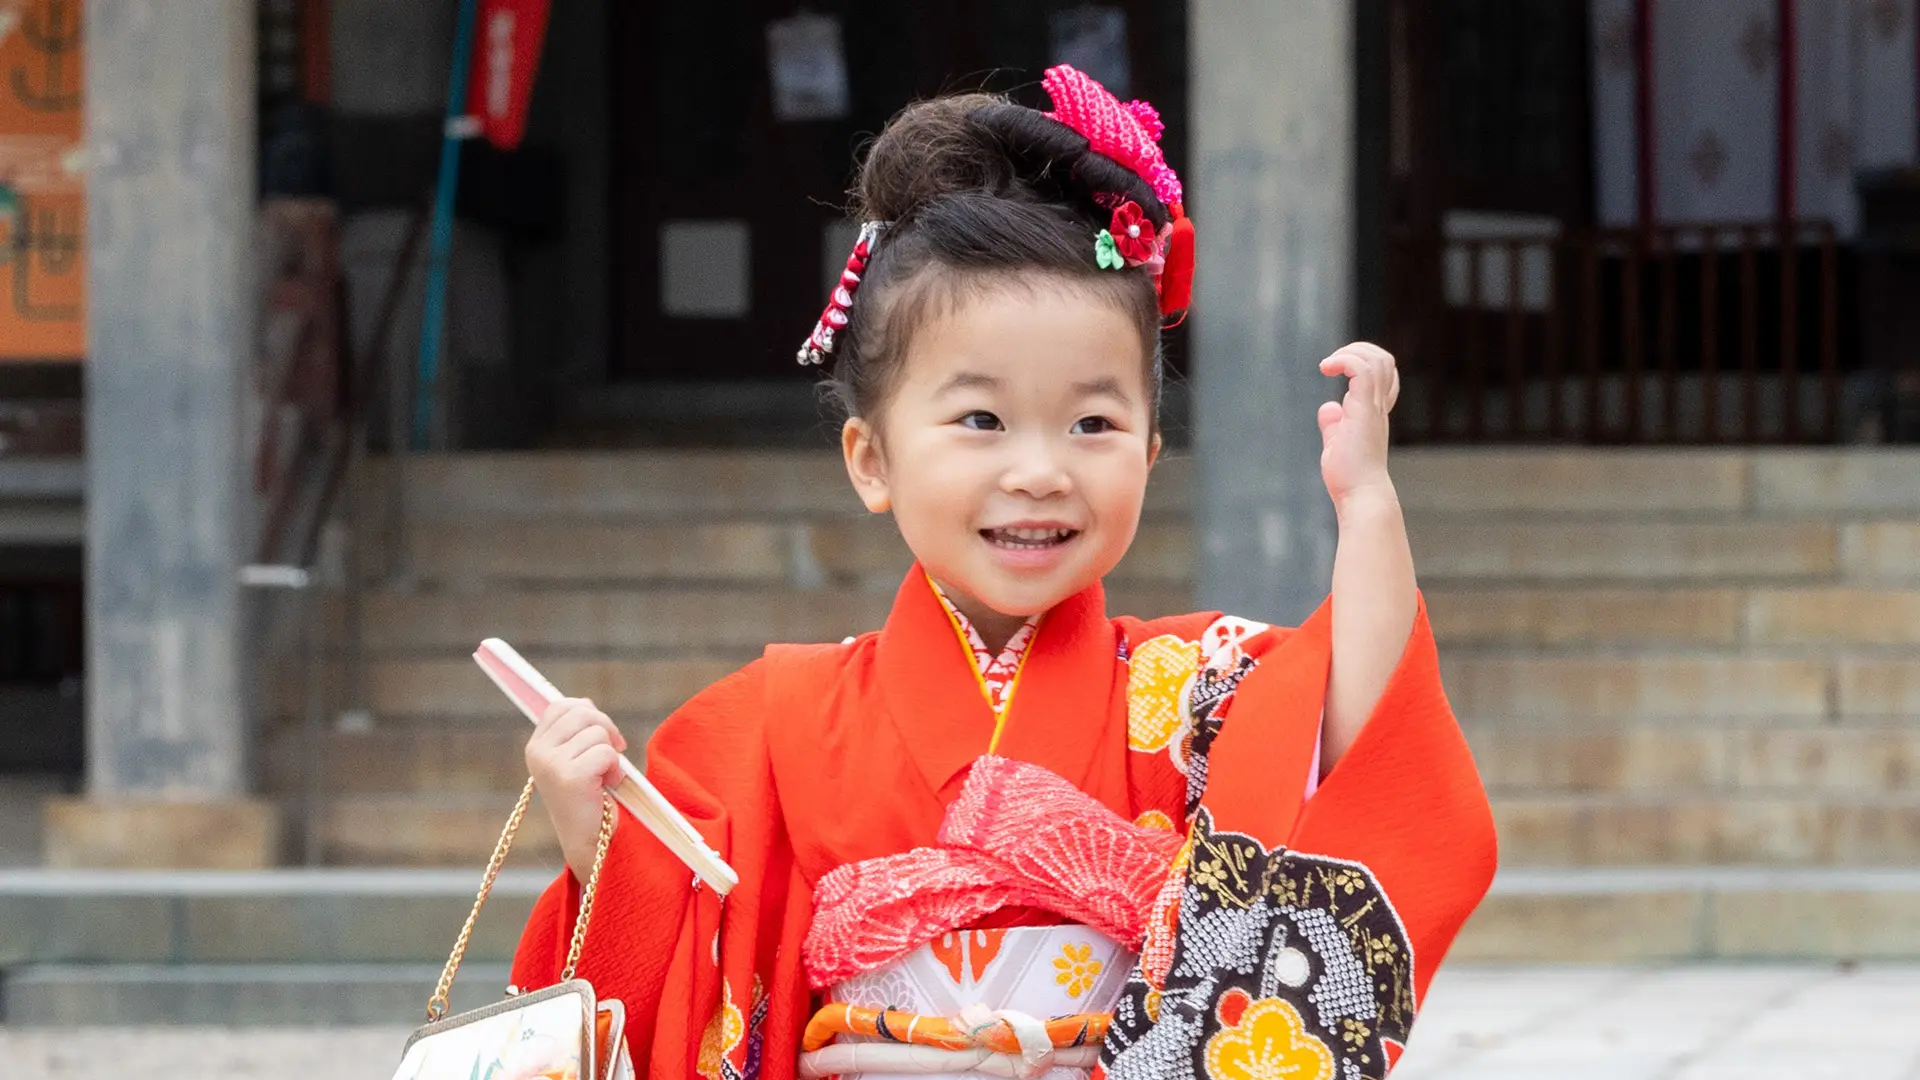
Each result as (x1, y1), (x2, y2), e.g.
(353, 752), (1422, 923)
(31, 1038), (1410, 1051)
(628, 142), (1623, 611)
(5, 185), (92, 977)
(474, 637), (739, 896)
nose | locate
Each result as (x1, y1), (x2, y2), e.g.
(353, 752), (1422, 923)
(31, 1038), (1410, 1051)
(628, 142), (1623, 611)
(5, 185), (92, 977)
(999, 433), (1073, 499)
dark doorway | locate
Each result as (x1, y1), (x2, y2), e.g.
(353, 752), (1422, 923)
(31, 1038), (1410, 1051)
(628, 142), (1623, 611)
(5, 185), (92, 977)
(612, 1), (1189, 384)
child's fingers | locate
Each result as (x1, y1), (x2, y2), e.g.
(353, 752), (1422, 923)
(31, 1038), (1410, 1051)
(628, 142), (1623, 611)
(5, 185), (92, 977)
(536, 701), (625, 752)
(1317, 400), (1344, 437)
(557, 724), (615, 770)
(583, 745), (627, 791)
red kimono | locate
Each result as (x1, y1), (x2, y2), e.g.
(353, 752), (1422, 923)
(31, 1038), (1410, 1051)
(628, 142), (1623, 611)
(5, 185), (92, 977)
(512, 567), (1497, 1080)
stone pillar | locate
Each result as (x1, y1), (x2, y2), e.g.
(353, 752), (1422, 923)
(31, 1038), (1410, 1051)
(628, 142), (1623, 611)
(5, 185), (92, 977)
(1190, 0), (1353, 623)
(46, 0), (279, 868)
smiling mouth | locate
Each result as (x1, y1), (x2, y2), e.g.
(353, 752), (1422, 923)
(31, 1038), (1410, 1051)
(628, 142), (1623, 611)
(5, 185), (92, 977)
(981, 526), (1080, 549)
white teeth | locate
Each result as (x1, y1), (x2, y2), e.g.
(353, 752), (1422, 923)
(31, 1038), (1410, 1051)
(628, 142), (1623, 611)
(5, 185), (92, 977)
(988, 526), (1075, 546)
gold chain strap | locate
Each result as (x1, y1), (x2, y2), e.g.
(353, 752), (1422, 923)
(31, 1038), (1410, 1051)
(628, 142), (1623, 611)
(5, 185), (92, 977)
(561, 791), (617, 982)
(427, 779), (616, 1021)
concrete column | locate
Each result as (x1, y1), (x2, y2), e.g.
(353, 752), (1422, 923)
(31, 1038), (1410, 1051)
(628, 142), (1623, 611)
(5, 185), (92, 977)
(47, 0), (278, 867)
(1190, 0), (1353, 623)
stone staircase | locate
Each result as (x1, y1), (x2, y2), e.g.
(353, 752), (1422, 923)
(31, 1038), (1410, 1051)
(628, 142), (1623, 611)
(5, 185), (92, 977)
(300, 449), (1920, 873)
(314, 449), (1920, 875)
(11, 447), (1920, 1022)
(18, 445), (1920, 1025)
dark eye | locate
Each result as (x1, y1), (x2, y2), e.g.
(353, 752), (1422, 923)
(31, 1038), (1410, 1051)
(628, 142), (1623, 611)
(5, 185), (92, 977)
(1073, 416), (1118, 435)
(959, 410), (1004, 431)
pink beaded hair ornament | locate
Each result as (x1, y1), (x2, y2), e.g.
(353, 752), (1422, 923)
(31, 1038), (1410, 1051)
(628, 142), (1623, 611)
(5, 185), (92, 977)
(796, 65), (1194, 367)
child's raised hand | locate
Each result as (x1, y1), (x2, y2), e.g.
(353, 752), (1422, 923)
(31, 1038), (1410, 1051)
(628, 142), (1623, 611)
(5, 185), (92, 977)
(1316, 342), (1400, 507)
(526, 697), (628, 879)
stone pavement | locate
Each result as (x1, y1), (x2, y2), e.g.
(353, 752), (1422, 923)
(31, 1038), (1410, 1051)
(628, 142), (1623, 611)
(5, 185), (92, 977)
(2, 964), (1918, 1079)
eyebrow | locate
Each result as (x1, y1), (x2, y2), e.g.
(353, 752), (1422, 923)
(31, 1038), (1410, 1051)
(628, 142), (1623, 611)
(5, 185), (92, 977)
(933, 371), (1004, 395)
(1073, 376), (1134, 404)
(932, 370), (1136, 405)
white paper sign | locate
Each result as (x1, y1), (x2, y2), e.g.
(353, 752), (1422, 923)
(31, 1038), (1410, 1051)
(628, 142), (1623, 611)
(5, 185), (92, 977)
(767, 13), (851, 123)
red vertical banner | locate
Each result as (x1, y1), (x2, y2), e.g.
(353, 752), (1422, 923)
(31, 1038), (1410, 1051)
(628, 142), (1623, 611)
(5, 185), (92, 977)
(466, 0), (553, 151)
(0, 0), (85, 361)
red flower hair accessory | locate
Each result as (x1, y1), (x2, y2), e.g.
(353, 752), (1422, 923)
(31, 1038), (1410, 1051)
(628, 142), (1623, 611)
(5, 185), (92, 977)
(1109, 201), (1158, 266)
(798, 221), (887, 366)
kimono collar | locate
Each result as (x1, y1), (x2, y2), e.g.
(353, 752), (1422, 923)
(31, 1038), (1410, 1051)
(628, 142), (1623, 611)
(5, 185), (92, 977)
(875, 566), (1120, 803)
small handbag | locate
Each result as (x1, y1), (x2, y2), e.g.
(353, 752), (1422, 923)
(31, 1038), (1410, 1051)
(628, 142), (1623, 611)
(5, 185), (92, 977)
(390, 779), (633, 1080)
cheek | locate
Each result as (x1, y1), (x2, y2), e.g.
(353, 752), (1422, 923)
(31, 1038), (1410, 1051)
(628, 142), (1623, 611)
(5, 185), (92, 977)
(1090, 454), (1153, 524)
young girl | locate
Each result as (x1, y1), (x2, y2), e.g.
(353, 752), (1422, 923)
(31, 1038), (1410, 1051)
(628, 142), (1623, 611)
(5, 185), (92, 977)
(513, 66), (1496, 1080)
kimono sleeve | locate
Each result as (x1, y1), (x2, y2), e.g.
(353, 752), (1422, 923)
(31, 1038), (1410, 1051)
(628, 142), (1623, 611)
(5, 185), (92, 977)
(509, 658), (815, 1079)
(1101, 597), (1497, 1080)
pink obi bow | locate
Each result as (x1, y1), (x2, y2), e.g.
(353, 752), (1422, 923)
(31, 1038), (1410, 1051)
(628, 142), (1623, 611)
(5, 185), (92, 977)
(802, 756), (1184, 990)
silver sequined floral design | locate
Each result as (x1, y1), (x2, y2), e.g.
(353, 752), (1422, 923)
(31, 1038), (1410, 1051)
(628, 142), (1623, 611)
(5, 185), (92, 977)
(1101, 810), (1416, 1080)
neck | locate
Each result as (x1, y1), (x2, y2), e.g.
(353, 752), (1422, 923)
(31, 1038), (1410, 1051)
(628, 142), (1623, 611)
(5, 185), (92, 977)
(932, 578), (1034, 655)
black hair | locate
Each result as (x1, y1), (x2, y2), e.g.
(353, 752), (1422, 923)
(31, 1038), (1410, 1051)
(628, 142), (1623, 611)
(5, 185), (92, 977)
(824, 93), (1170, 428)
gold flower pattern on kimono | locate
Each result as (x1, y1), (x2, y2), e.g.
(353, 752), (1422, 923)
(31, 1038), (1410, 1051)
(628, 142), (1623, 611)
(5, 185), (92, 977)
(695, 979), (745, 1080)
(1054, 941), (1107, 999)
(1127, 634), (1199, 754)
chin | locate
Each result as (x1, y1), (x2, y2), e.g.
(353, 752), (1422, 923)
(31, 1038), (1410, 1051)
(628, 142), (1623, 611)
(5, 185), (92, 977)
(973, 573), (1095, 618)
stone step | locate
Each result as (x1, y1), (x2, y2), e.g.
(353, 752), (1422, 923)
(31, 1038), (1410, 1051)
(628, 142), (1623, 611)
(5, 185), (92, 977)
(264, 729), (536, 796)
(269, 724), (1920, 799)
(369, 518), (1196, 589)
(369, 448), (1801, 522)
(362, 656), (738, 721)
(319, 797), (566, 866)
(1468, 724), (1920, 795)
(343, 582), (1920, 663)
(349, 655), (1880, 732)
(1427, 587), (1746, 648)
(1441, 654), (1837, 725)
(1443, 653), (1920, 725)
(348, 583), (1196, 658)
(1451, 866), (1920, 963)
(1411, 520), (1838, 583)
(1, 962), (510, 1025)
(306, 790), (1920, 868)
(1494, 795), (1920, 865)
(4, 867), (1920, 1025)
(360, 515), (1880, 599)
(367, 451), (1196, 522)
(0, 869), (547, 967)
(1436, 586), (1920, 648)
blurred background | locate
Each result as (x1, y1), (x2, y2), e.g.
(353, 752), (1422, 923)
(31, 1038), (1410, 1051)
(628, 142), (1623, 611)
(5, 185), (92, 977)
(5, 0), (1920, 1076)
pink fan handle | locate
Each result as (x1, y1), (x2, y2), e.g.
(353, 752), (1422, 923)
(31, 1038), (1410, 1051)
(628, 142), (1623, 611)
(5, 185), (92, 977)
(473, 638), (739, 894)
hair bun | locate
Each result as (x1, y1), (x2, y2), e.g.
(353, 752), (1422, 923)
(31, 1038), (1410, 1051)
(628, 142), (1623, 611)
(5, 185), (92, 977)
(855, 94), (1018, 224)
(855, 93), (1169, 232)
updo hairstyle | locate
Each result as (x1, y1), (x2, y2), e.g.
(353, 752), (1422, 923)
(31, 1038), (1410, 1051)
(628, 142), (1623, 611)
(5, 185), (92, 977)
(826, 92), (1172, 426)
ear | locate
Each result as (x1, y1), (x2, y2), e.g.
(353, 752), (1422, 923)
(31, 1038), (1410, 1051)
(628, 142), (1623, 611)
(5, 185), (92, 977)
(1147, 430), (1163, 470)
(841, 416), (892, 514)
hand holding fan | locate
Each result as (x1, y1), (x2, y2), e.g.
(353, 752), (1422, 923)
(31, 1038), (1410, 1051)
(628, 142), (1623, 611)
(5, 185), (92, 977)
(473, 638), (739, 895)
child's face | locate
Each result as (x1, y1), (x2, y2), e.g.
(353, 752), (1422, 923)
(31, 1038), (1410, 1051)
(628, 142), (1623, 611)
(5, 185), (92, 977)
(842, 281), (1159, 632)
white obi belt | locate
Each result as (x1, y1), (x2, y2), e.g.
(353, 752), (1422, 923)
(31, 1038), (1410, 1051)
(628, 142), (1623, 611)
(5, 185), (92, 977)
(800, 925), (1134, 1080)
